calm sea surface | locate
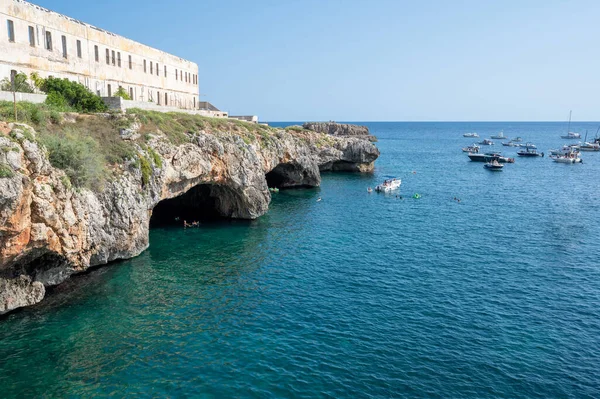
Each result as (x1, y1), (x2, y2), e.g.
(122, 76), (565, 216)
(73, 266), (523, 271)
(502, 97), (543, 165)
(2, 122), (600, 398)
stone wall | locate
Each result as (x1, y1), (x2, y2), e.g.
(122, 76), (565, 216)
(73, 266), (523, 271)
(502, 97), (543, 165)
(0, 90), (46, 103)
(102, 96), (229, 118)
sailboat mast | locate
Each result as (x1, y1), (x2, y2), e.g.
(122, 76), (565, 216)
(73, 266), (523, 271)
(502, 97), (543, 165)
(567, 110), (572, 134)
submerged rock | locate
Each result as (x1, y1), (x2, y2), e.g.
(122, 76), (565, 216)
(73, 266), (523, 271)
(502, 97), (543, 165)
(0, 117), (379, 313)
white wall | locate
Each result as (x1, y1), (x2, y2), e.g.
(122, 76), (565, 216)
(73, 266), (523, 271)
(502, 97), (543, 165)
(0, 0), (200, 109)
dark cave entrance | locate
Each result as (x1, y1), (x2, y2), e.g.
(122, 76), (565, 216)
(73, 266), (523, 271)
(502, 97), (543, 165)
(150, 184), (225, 227)
(265, 163), (311, 189)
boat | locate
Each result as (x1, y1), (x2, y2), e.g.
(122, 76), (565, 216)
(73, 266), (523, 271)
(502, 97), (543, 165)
(550, 151), (582, 164)
(462, 144), (480, 153)
(463, 132), (479, 138)
(519, 142), (537, 149)
(560, 111), (581, 139)
(484, 159), (504, 171)
(562, 132), (581, 140)
(517, 146), (544, 157)
(579, 142), (600, 151)
(490, 131), (508, 140)
(375, 178), (401, 193)
(511, 137), (523, 142)
(479, 139), (494, 145)
(502, 141), (519, 147)
(468, 152), (514, 163)
(549, 144), (578, 156)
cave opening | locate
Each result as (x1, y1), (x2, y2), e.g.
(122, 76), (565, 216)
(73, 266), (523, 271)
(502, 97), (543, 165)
(150, 184), (225, 227)
(266, 163), (310, 189)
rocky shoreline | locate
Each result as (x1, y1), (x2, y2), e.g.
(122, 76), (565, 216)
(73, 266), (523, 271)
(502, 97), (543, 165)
(0, 117), (378, 315)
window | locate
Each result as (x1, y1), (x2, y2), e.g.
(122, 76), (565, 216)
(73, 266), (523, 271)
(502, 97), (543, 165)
(45, 31), (52, 51)
(76, 40), (82, 58)
(28, 26), (35, 46)
(117, 52), (121, 67)
(106, 48), (110, 64)
(180, 70), (182, 80)
(164, 65), (167, 77)
(175, 69), (178, 80)
(156, 64), (159, 76)
(150, 61), (153, 74)
(107, 84), (111, 97)
(94, 45), (99, 62)
(61, 35), (67, 58)
(111, 50), (115, 66)
(144, 60), (147, 73)
(158, 91), (161, 105)
(193, 97), (196, 109)
(128, 55), (132, 69)
(129, 87), (134, 100)
(165, 92), (168, 105)
(7, 20), (14, 42)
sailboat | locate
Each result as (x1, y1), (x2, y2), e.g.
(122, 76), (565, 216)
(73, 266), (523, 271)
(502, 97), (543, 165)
(579, 130), (600, 151)
(561, 111), (581, 139)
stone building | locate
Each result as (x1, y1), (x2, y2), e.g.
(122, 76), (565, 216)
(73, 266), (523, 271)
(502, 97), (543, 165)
(0, 0), (199, 109)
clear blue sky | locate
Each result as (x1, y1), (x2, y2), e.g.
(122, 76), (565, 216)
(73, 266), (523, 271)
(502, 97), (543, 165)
(33, 0), (600, 121)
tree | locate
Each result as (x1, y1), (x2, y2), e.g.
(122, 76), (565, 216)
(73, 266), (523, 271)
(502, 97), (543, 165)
(113, 87), (131, 100)
(0, 72), (34, 93)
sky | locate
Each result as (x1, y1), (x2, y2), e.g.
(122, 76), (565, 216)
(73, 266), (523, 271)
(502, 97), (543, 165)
(32, 0), (600, 121)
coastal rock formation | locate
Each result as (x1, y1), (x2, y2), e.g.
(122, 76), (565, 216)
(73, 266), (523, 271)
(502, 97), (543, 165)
(303, 122), (378, 142)
(0, 118), (379, 314)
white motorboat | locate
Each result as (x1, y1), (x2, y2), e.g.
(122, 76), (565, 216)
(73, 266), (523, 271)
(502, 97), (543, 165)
(490, 131), (508, 140)
(463, 132), (479, 138)
(479, 139), (494, 145)
(519, 142), (537, 149)
(511, 137), (523, 142)
(484, 159), (504, 171)
(375, 178), (401, 193)
(462, 144), (480, 153)
(549, 144), (579, 156)
(551, 149), (582, 163)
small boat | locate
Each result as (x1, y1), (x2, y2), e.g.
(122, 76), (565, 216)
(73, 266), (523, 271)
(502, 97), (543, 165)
(561, 132), (581, 140)
(484, 159), (504, 171)
(479, 139), (494, 145)
(550, 151), (582, 164)
(375, 178), (401, 193)
(462, 144), (480, 153)
(490, 131), (508, 140)
(519, 142), (537, 149)
(463, 132), (479, 138)
(579, 142), (600, 151)
(549, 144), (579, 156)
(502, 141), (519, 147)
(468, 152), (514, 163)
(511, 137), (523, 142)
(517, 147), (544, 157)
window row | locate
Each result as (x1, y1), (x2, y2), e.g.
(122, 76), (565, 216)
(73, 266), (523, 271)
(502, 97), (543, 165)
(6, 19), (197, 85)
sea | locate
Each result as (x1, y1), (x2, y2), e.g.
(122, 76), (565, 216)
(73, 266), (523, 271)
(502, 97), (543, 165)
(1, 122), (600, 398)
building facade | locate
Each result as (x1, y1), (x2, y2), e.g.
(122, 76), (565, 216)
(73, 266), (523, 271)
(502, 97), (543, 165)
(0, 0), (199, 110)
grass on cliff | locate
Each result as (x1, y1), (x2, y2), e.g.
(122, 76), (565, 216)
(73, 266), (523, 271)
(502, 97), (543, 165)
(0, 102), (287, 191)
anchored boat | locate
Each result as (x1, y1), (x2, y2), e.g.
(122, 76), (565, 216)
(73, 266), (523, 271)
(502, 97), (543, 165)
(375, 178), (401, 193)
(490, 131), (508, 140)
(463, 132), (479, 138)
(468, 152), (514, 163)
(484, 159), (504, 171)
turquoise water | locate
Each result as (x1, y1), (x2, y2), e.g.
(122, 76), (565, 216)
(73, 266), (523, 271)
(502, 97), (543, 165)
(2, 122), (600, 398)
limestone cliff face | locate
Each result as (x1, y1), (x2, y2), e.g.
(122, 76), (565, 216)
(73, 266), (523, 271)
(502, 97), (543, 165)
(303, 122), (378, 142)
(0, 120), (379, 314)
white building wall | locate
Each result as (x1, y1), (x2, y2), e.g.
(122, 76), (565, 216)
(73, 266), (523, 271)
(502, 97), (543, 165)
(0, 0), (199, 109)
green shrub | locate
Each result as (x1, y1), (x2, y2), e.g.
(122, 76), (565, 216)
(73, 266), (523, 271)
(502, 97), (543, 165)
(49, 110), (63, 124)
(40, 130), (105, 190)
(0, 72), (34, 93)
(147, 147), (163, 168)
(45, 91), (69, 111)
(113, 87), (131, 100)
(0, 164), (14, 178)
(138, 155), (152, 186)
(41, 77), (107, 113)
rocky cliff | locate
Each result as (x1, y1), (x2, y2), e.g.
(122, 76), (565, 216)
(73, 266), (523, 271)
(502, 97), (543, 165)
(0, 115), (378, 314)
(303, 122), (377, 142)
